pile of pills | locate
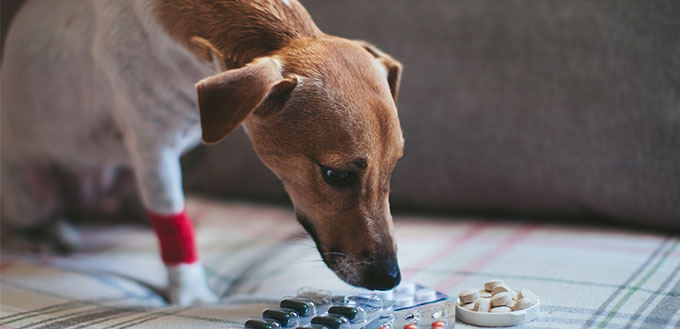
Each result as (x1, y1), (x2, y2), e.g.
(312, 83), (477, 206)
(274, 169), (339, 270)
(457, 280), (538, 313)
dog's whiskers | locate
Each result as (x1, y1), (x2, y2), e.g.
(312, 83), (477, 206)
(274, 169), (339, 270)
(288, 259), (326, 265)
(254, 179), (284, 193)
(321, 251), (347, 257)
(288, 231), (311, 239)
(340, 261), (353, 275)
(285, 241), (317, 249)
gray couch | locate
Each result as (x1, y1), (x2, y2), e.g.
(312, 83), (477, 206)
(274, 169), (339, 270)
(182, 0), (680, 230)
(2, 0), (678, 229)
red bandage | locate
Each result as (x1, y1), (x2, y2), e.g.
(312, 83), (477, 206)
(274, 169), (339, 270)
(148, 209), (198, 265)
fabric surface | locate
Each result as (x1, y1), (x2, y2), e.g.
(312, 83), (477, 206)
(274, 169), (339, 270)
(180, 0), (680, 230)
(1, 197), (679, 328)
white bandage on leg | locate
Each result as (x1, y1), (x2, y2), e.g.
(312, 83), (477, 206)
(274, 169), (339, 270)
(166, 262), (218, 305)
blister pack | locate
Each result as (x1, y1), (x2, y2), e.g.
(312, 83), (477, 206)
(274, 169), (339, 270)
(232, 281), (455, 329)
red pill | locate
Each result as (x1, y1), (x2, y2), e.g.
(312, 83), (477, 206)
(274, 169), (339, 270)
(431, 321), (446, 328)
(404, 324), (418, 329)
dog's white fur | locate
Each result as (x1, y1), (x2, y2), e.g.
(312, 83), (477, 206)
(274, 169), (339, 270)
(2, 0), (226, 304)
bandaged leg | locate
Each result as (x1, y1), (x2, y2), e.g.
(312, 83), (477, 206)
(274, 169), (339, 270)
(148, 209), (217, 305)
(130, 147), (217, 305)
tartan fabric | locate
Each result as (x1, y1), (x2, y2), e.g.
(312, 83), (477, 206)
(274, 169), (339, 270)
(1, 197), (678, 329)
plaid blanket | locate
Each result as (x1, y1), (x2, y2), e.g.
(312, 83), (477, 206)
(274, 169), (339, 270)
(1, 197), (678, 328)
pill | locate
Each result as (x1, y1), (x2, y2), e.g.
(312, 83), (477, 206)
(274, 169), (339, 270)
(461, 302), (475, 310)
(311, 316), (347, 329)
(484, 280), (504, 292)
(512, 297), (534, 311)
(431, 321), (446, 328)
(458, 289), (480, 304)
(474, 298), (491, 312)
(404, 324), (417, 329)
(490, 292), (511, 307)
(490, 306), (512, 313)
(262, 309), (294, 327)
(491, 285), (511, 296)
(280, 299), (309, 316)
(394, 295), (414, 307)
(511, 290), (518, 300)
(479, 290), (492, 298)
(328, 306), (358, 321)
(506, 300), (517, 309)
(415, 288), (437, 302)
(375, 289), (394, 301)
(518, 288), (538, 303)
(395, 281), (417, 296)
(245, 320), (281, 329)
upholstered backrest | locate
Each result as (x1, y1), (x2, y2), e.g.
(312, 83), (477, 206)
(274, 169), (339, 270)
(182, 0), (680, 230)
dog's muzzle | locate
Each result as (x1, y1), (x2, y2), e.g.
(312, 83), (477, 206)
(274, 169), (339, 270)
(296, 212), (401, 290)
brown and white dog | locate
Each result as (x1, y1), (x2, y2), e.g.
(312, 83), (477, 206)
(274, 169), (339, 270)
(1, 0), (404, 305)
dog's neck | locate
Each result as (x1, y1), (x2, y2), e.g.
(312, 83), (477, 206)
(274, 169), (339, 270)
(153, 0), (323, 69)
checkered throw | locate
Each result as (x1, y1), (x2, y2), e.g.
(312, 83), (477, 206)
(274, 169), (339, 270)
(1, 197), (678, 328)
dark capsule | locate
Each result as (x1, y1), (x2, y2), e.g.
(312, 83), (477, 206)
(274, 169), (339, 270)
(311, 315), (347, 329)
(245, 320), (279, 329)
(263, 309), (291, 327)
(280, 299), (309, 316)
(328, 306), (358, 320)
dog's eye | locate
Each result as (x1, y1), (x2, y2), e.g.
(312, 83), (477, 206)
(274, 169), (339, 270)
(321, 166), (358, 188)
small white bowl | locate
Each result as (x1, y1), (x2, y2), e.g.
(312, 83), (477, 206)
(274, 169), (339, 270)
(455, 298), (540, 327)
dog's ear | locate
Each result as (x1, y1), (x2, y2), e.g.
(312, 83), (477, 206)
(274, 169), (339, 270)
(354, 40), (402, 102)
(254, 75), (298, 117)
(196, 58), (297, 144)
(189, 36), (227, 71)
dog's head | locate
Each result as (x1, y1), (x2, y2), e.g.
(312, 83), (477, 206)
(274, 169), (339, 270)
(195, 37), (403, 290)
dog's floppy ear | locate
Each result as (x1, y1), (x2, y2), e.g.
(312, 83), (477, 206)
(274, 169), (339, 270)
(190, 36), (227, 71)
(355, 40), (402, 102)
(196, 57), (297, 144)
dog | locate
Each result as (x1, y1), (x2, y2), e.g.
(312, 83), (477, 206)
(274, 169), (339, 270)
(1, 0), (404, 305)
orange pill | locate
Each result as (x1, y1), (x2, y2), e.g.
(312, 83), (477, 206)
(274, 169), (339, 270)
(431, 321), (446, 328)
(404, 324), (418, 329)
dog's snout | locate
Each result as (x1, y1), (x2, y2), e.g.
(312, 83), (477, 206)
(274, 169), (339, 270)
(362, 257), (401, 290)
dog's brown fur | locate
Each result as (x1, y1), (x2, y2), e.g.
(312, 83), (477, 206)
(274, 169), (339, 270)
(156, 0), (404, 288)
(155, 0), (321, 69)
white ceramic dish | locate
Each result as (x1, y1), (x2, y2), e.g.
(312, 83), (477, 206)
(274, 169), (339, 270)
(455, 298), (540, 327)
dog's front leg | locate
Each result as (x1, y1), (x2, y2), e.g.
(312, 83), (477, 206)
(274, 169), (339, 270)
(130, 147), (218, 305)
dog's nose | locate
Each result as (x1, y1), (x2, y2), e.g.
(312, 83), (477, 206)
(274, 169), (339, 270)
(361, 259), (401, 290)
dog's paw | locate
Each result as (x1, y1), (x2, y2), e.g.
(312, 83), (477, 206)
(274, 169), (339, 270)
(166, 262), (218, 306)
(169, 284), (219, 306)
